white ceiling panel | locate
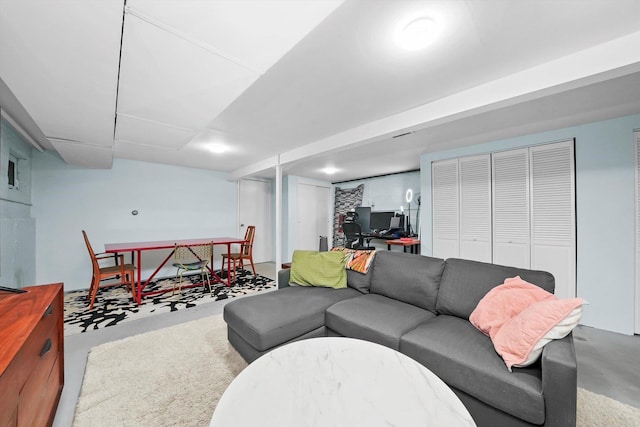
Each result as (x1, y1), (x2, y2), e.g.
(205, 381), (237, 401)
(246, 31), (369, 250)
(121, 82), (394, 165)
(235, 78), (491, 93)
(117, 11), (259, 130)
(3, 1), (640, 180)
(0, 0), (122, 146)
(115, 114), (197, 149)
(50, 139), (113, 169)
(115, 139), (239, 172)
(126, 0), (344, 74)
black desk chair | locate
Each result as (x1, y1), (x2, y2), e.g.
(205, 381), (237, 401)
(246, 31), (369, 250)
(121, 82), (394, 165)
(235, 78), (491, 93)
(342, 222), (374, 250)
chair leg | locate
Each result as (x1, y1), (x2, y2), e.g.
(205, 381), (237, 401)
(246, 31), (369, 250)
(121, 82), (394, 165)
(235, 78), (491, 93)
(173, 268), (180, 296)
(88, 277), (100, 310)
(248, 256), (257, 277)
(203, 268), (212, 295)
(231, 259), (239, 284)
(220, 256), (226, 278)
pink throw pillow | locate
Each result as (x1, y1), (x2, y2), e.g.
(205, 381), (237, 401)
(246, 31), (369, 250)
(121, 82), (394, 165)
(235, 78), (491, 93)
(492, 298), (584, 371)
(470, 276), (555, 338)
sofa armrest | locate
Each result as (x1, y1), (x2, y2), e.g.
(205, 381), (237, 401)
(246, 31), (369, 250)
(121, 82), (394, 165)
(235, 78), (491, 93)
(278, 269), (291, 289)
(541, 333), (577, 427)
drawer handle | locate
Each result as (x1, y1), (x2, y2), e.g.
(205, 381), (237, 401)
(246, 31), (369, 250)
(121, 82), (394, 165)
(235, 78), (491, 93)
(40, 338), (52, 357)
(43, 304), (53, 317)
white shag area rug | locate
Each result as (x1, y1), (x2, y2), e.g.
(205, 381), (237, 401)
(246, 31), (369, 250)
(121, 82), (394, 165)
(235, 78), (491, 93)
(74, 315), (640, 426)
(73, 315), (247, 426)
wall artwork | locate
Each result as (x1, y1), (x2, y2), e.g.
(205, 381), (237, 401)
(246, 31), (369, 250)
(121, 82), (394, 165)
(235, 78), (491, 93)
(332, 184), (364, 247)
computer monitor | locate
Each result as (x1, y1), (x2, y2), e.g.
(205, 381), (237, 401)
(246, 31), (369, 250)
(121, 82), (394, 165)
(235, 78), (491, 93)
(354, 206), (371, 233)
(370, 211), (395, 231)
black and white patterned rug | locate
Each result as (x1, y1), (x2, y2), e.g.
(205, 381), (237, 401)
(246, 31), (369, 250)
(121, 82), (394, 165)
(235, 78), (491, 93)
(63, 269), (275, 336)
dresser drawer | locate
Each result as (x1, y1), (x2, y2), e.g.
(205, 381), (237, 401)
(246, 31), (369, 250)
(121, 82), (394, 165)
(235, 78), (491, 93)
(0, 283), (64, 427)
(18, 299), (61, 378)
(0, 367), (19, 426)
(17, 327), (61, 426)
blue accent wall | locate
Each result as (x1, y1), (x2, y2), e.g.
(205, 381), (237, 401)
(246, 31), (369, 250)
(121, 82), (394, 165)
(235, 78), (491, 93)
(420, 113), (640, 335)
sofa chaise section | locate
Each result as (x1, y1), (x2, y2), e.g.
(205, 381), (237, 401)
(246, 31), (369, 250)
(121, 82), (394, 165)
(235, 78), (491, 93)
(224, 281), (362, 363)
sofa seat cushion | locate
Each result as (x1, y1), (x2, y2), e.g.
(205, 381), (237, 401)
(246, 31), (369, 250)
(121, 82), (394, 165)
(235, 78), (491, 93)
(325, 294), (436, 350)
(400, 315), (544, 425)
(224, 286), (361, 351)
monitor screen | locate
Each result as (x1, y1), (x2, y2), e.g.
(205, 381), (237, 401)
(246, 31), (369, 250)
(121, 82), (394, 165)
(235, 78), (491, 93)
(354, 207), (371, 233)
(370, 211), (395, 231)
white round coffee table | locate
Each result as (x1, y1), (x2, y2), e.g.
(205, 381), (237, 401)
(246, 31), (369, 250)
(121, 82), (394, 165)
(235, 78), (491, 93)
(211, 337), (476, 426)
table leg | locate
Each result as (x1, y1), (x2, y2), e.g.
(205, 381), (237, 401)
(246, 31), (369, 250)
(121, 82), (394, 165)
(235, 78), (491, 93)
(227, 243), (232, 287)
(136, 250), (142, 305)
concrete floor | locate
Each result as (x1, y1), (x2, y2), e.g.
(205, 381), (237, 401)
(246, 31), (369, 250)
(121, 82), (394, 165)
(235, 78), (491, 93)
(53, 262), (640, 426)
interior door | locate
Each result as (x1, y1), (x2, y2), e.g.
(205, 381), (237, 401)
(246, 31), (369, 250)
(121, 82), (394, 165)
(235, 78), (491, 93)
(239, 179), (272, 263)
(432, 159), (460, 260)
(460, 154), (492, 262)
(530, 140), (576, 299)
(492, 149), (530, 269)
(296, 183), (331, 251)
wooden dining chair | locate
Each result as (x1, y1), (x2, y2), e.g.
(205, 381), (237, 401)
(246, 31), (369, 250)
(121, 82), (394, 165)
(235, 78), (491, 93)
(82, 230), (136, 310)
(171, 242), (213, 295)
(221, 226), (256, 283)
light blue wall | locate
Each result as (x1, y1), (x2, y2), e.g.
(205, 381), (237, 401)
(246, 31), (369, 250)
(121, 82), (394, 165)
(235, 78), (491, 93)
(31, 152), (238, 291)
(0, 118), (35, 288)
(420, 113), (640, 335)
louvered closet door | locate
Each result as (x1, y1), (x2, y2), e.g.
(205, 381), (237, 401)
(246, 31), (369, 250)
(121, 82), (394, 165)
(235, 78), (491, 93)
(492, 149), (530, 268)
(432, 159), (460, 259)
(530, 140), (576, 299)
(460, 155), (492, 262)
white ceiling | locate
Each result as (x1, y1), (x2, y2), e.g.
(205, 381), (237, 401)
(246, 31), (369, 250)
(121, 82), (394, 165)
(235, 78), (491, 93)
(2, 0), (640, 182)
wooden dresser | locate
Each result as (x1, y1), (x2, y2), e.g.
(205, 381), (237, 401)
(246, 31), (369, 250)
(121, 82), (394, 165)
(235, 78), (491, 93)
(0, 283), (64, 427)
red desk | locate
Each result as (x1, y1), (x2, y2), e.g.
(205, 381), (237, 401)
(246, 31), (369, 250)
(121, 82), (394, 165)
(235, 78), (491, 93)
(386, 238), (421, 254)
(105, 237), (245, 304)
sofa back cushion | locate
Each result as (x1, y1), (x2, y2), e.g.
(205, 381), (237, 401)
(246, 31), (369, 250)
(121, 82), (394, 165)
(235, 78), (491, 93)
(369, 251), (445, 312)
(347, 268), (372, 293)
(436, 258), (555, 319)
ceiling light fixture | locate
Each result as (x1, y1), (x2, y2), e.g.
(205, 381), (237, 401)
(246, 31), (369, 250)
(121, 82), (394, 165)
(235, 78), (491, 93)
(322, 167), (338, 175)
(208, 143), (227, 154)
(397, 16), (440, 50)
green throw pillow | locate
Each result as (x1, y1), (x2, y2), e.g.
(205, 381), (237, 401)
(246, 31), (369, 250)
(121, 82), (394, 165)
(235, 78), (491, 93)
(289, 250), (347, 289)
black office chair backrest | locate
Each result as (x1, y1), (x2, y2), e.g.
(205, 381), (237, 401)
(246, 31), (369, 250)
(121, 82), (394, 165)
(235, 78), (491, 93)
(341, 222), (362, 249)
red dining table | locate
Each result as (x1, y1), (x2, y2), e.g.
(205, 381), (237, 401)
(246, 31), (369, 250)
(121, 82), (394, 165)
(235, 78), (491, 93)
(104, 237), (246, 305)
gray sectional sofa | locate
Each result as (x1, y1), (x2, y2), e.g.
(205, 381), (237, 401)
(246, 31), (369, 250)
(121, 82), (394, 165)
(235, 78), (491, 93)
(223, 250), (577, 427)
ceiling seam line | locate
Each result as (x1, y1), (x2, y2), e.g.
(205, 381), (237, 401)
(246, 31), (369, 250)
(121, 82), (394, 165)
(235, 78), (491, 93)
(112, 0), (127, 146)
(123, 5), (263, 76)
(116, 112), (197, 132)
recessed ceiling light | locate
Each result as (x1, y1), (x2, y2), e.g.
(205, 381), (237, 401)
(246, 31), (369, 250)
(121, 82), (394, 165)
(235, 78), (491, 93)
(397, 17), (441, 50)
(322, 167), (338, 175)
(208, 143), (227, 154)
